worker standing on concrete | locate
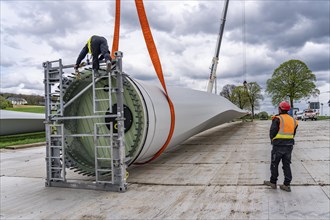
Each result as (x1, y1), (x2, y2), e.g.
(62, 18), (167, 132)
(75, 35), (112, 75)
(264, 101), (298, 192)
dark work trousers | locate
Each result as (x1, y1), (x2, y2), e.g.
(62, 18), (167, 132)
(91, 37), (111, 71)
(270, 145), (293, 185)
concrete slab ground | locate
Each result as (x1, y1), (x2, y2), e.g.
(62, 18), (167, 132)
(1, 120), (329, 219)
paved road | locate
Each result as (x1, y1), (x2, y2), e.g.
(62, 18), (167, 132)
(1, 120), (329, 219)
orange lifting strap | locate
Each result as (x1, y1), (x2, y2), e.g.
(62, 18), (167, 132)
(111, 0), (176, 163)
(111, 0), (120, 59)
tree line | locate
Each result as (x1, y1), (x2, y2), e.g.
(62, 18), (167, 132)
(0, 93), (44, 107)
(219, 59), (319, 118)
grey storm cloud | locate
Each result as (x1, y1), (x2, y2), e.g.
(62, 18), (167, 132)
(22, 81), (44, 90)
(314, 70), (330, 84)
(115, 3), (140, 31)
(117, 2), (176, 33)
(240, 1), (329, 50)
(2, 1), (91, 38)
(113, 2), (221, 35)
(306, 56), (330, 73)
(147, 1), (330, 51)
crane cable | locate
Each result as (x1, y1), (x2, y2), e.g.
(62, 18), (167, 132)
(111, 0), (176, 164)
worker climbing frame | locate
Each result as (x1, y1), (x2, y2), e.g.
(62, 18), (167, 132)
(43, 51), (128, 192)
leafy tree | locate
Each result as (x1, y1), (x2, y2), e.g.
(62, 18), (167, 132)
(244, 81), (264, 119)
(232, 86), (250, 109)
(0, 96), (13, 109)
(266, 60), (319, 108)
(220, 84), (236, 103)
(258, 111), (269, 120)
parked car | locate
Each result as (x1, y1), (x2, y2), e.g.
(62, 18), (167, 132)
(295, 112), (303, 120)
(302, 109), (318, 121)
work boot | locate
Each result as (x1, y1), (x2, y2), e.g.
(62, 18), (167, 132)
(280, 184), (291, 192)
(264, 180), (277, 189)
(106, 60), (112, 72)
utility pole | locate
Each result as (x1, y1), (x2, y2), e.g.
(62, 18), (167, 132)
(207, 0), (230, 94)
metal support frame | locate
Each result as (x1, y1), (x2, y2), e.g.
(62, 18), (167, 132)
(43, 51), (127, 192)
(112, 51), (127, 190)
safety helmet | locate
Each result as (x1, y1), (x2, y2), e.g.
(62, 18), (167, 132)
(279, 101), (290, 111)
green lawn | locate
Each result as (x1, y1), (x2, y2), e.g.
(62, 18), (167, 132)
(0, 131), (45, 148)
(6, 106), (45, 114)
(317, 116), (330, 120)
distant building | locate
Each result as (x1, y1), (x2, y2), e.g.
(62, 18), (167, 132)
(6, 97), (28, 105)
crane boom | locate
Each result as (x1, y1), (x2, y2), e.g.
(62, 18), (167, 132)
(207, 0), (230, 93)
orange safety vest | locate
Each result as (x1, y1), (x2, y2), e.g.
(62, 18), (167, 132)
(272, 114), (298, 140)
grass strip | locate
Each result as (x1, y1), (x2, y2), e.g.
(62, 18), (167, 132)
(317, 116), (330, 120)
(0, 131), (45, 148)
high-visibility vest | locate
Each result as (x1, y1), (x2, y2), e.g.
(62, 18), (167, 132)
(87, 36), (92, 54)
(272, 114), (298, 140)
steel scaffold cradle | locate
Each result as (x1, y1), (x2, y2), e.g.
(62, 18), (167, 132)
(44, 51), (128, 192)
(43, 53), (246, 193)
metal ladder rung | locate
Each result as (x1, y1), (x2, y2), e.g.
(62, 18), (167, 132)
(95, 99), (111, 102)
(49, 70), (60, 73)
(96, 158), (112, 160)
(50, 135), (62, 138)
(95, 88), (107, 91)
(49, 156), (62, 159)
(95, 88), (117, 93)
(50, 167), (63, 170)
(94, 110), (110, 113)
(50, 145), (63, 148)
(95, 134), (112, 137)
(96, 146), (112, 149)
(95, 146), (111, 149)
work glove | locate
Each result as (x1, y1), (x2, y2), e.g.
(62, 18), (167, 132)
(74, 64), (79, 70)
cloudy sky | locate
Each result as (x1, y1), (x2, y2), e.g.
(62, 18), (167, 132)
(1, 0), (329, 114)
